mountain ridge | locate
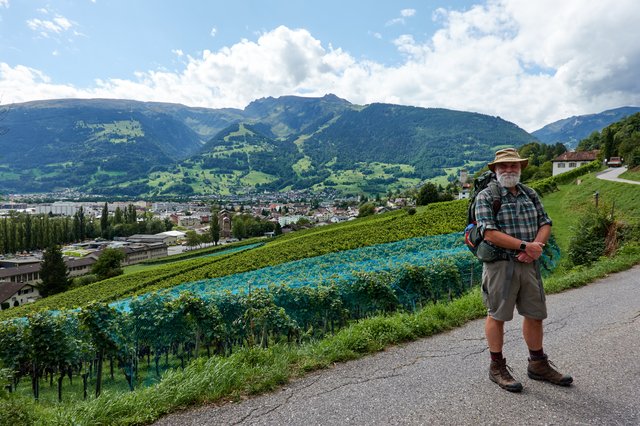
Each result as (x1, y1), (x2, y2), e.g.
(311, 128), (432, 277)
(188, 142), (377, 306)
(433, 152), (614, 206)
(0, 95), (550, 196)
(532, 106), (640, 149)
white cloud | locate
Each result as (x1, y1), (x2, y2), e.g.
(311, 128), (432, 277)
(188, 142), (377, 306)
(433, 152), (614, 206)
(3, 1), (640, 131)
(210, 27), (217, 37)
(0, 0), (9, 8)
(401, 9), (416, 18)
(386, 18), (404, 26)
(172, 49), (184, 57)
(27, 14), (75, 37)
(387, 8), (416, 26)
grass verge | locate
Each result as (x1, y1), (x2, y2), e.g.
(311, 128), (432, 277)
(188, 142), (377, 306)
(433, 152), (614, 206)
(4, 244), (640, 425)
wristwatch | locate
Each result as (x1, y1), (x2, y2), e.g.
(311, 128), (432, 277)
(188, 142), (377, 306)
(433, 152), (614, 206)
(519, 241), (527, 251)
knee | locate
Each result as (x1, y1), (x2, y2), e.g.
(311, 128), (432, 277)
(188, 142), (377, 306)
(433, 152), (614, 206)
(486, 316), (505, 328)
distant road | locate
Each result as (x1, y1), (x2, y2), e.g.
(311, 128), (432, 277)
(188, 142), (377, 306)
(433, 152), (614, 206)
(597, 166), (640, 184)
(155, 266), (640, 425)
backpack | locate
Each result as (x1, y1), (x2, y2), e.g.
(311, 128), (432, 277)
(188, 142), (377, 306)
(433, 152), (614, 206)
(464, 171), (537, 262)
(464, 171), (502, 260)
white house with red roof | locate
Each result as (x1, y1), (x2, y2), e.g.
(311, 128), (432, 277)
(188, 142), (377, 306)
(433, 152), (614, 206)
(551, 150), (599, 176)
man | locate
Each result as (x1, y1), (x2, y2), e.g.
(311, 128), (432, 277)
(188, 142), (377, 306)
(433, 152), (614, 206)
(475, 148), (573, 392)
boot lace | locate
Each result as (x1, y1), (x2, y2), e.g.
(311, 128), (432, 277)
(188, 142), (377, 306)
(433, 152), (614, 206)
(500, 361), (517, 380)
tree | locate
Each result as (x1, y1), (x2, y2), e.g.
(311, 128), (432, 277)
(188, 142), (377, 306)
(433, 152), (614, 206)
(100, 203), (110, 239)
(232, 218), (247, 240)
(416, 182), (440, 206)
(126, 204), (137, 224)
(78, 303), (122, 398)
(210, 212), (221, 246)
(113, 207), (123, 225)
(602, 128), (616, 160)
(296, 217), (311, 226)
(39, 245), (71, 297)
(72, 207), (86, 242)
(357, 203), (376, 217)
(185, 230), (200, 249)
(91, 248), (125, 280)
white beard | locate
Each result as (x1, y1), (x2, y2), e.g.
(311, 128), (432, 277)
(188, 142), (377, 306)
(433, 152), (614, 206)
(497, 171), (521, 188)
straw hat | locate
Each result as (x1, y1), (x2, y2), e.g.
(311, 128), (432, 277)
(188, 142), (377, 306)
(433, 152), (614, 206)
(488, 148), (528, 171)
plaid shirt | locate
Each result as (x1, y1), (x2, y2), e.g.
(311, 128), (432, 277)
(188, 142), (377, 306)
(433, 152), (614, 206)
(475, 183), (552, 255)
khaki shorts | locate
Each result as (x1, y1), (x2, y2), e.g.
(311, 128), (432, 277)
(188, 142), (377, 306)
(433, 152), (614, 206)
(481, 259), (547, 321)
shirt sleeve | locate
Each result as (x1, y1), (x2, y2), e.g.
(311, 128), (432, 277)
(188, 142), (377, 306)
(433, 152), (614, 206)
(474, 189), (498, 236)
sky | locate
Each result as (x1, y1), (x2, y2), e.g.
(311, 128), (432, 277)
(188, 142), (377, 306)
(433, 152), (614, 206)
(1, 0), (639, 132)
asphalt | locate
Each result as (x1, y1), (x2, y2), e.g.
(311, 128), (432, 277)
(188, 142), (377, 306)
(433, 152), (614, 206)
(155, 265), (640, 426)
(596, 166), (640, 185)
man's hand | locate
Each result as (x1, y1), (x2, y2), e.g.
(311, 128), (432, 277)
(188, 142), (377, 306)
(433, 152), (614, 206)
(517, 251), (535, 263)
(524, 241), (545, 260)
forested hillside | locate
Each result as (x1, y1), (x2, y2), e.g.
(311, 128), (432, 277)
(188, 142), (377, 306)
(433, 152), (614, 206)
(532, 106), (640, 149)
(577, 112), (640, 167)
(1, 96), (536, 196)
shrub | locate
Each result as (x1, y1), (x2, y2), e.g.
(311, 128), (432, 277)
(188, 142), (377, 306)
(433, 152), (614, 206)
(567, 206), (616, 266)
(71, 274), (99, 289)
(0, 396), (38, 426)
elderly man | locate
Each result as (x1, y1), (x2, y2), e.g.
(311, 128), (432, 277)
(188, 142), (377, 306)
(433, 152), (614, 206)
(475, 148), (573, 392)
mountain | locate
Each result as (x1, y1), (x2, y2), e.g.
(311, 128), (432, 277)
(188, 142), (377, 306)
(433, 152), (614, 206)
(532, 106), (640, 149)
(0, 99), (247, 194)
(243, 93), (354, 138)
(0, 96), (536, 197)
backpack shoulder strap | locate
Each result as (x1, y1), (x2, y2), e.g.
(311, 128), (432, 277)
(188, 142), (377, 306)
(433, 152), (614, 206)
(488, 181), (502, 216)
(519, 184), (538, 201)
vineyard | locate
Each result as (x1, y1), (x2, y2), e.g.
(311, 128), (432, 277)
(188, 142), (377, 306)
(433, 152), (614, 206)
(0, 198), (561, 407)
(0, 236), (481, 402)
(0, 200), (468, 321)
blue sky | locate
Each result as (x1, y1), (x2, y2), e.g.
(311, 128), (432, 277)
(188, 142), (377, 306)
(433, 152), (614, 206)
(1, 0), (639, 131)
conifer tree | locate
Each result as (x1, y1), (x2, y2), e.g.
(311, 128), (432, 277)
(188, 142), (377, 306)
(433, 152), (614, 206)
(100, 202), (110, 239)
(39, 244), (71, 297)
(210, 211), (220, 246)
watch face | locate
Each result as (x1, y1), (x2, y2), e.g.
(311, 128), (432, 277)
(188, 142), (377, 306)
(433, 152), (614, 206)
(520, 242), (526, 250)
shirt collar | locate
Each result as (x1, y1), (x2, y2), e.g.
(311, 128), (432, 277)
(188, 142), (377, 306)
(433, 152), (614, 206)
(498, 182), (525, 196)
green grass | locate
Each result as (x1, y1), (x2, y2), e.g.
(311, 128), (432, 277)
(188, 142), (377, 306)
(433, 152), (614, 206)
(619, 167), (640, 182)
(541, 173), (640, 252)
(240, 170), (277, 186)
(291, 156), (314, 174)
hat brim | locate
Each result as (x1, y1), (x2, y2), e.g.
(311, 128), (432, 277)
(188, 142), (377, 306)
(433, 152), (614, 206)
(488, 158), (528, 171)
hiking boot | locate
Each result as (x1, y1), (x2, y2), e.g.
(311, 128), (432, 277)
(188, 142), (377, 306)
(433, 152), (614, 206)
(527, 355), (573, 386)
(489, 358), (523, 392)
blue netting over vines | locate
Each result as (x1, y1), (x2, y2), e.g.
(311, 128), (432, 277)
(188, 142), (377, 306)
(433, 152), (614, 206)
(110, 232), (560, 315)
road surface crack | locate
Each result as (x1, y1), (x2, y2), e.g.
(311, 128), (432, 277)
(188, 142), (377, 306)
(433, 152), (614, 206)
(314, 372), (402, 397)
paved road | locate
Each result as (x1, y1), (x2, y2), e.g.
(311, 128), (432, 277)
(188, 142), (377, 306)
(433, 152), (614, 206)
(597, 166), (640, 185)
(156, 266), (640, 425)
